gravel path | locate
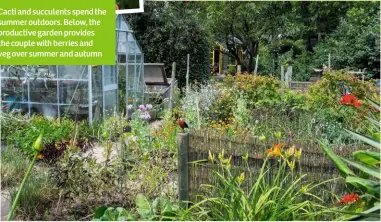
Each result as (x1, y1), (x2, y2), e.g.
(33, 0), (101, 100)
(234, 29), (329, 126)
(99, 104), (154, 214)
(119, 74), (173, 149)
(1, 189), (11, 221)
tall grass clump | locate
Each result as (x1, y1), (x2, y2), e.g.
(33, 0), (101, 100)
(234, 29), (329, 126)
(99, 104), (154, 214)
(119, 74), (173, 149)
(1, 146), (30, 188)
(185, 144), (340, 221)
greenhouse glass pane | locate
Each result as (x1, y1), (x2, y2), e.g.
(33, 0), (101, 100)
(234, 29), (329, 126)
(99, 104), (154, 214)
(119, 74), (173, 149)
(91, 65), (103, 120)
(103, 65), (117, 85)
(104, 89), (118, 117)
(58, 65), (88, 80)
(59, 81), (89, 120)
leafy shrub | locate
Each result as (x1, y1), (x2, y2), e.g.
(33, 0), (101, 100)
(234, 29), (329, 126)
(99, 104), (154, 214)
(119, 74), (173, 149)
(93, 194), (180, 221)
(319, 99), (380, 220)
(127, 1), (210, 88)
(223, 74), (281, 109)
(307, 70), (379, 137)
(181, 84), (219, 129)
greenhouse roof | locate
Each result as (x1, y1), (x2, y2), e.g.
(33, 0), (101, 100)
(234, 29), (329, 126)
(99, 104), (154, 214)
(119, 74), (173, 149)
(116, 15), (142, 55)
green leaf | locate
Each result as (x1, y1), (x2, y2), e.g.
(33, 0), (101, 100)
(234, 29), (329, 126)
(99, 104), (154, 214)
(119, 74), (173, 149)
(341, 158), (380, 179)
(345, 176), (380, 197)
(344, 129), (380, 149)
(93, 206), (108, 219)
(136, 193), (152, 217)
(366, 117), (380, 129)
(367, 99), (380, 112)
(353, 151), (380, 166)
(318, 140), (354, 177)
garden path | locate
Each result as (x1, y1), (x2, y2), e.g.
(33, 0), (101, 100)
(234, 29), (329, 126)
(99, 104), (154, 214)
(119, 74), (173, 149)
(1, 189), (11, 221)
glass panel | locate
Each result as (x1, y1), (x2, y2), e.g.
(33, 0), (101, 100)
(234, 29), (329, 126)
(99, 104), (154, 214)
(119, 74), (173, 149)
(1, 77), (28, 114)
(103, 65), (117, 85)
(92, 65), (103, 120)
(59, 81), (89, 120)
(104, 89), (118, 118)
(58, 65), (88, 80)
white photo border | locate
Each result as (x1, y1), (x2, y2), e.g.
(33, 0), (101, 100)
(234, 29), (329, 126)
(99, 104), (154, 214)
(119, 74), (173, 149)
(116, 0), (144, 14)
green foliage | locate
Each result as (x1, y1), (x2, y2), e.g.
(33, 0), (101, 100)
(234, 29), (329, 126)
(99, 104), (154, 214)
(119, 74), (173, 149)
(181, 84), (218, 129)
(9, 166), (58, 220)
(1, 114), (97, 156)
(307, 70), (379, 139)
(185, 148), (337, 221)
(313, 4), (380, 71)
(93, 194), (179, 221)
(1, 146), (30, 188)
(93, 206), (135, 221)
(319, 100), (380, 219)
(127, 1), (210, 88)
(117, 0), (139, 10)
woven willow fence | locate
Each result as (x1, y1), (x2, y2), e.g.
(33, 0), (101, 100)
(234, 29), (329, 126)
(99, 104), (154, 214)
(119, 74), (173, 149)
(289, 81), (313, 92)
(177, 129), (374, 204)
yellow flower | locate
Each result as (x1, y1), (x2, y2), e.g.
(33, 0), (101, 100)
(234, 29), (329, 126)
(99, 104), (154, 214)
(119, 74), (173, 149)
(218, 150), (225, 162)
(237, 172), (245, 184)
(259, 135), (266, 143)
(301, 185), (308, 193)
(285, 145), (296, 158)
(221, 155), (232, 165)
(295, 148), (302, 160)
(274, 131), (282, 139)
(287, 160), (295, 170)
(208, 150), (215, 162)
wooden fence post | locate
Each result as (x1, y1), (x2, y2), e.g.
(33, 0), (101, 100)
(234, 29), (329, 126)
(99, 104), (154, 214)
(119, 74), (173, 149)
(281, 65), (285, 98)
(177, 133), (189, 208)
(254, 54), (259, 74)
(328, 53), (331, 69)
(169, 62), (176, 110)
(186, 54), (190, 91)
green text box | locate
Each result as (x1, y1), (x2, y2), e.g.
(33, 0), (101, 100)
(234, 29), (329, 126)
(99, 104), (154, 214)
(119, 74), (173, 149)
(0, 0), (115, 65)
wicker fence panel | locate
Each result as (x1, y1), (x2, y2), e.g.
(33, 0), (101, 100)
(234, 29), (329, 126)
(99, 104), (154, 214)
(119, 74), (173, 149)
(289, 81), (313, 92)
(187, 129), (373, 201)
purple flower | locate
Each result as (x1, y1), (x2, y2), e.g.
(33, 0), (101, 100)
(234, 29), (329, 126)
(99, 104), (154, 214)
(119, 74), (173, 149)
(140, 112), (151, 120)
(146, 104), (153, 110)
(138, 104), (146, 111)
(127, 104), (133, 110)
(182, 105), (187, 110)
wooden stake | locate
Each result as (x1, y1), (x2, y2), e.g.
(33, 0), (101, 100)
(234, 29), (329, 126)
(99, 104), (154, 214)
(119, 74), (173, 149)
(177, 133), (189, 208)
(281, 65), (285, 98)
(254, 54), (259, 74)
(169, 62), (176, 110)
(186, 54), (190, 91)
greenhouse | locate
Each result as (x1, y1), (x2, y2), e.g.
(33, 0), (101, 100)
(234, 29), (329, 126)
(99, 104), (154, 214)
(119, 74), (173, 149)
(0, 15), (144, 124)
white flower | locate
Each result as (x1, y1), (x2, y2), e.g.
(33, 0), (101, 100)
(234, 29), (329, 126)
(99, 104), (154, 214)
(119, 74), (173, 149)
(255, 119), (259, 124)
(127, 104), (133, 110)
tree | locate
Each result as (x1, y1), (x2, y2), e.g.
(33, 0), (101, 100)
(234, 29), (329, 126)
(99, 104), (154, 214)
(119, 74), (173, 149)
(117, 0), (140, 9)
(205, 1), (301, 72)
(313, 2), (380, 71)
(126, 1), (210, 88)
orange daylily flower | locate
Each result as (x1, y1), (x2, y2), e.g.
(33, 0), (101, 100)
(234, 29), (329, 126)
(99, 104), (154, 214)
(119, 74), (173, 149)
(37, 154), (44, 160)
(265, 143), (285, 157)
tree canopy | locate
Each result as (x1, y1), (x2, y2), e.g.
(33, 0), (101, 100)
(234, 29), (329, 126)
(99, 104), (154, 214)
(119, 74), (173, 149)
(127, 1), (379, 83)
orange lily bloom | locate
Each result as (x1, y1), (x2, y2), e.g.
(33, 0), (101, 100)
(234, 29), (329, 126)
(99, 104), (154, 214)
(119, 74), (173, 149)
(265, 143), (285, 157)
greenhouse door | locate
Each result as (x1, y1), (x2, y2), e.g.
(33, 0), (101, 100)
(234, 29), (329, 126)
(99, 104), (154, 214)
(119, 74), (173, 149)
(102, 65), (118, 118)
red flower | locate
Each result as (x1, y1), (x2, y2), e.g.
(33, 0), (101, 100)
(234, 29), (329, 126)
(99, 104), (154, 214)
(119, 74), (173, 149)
(340, 94), (362, 108)
(339, 192), (360, 205)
